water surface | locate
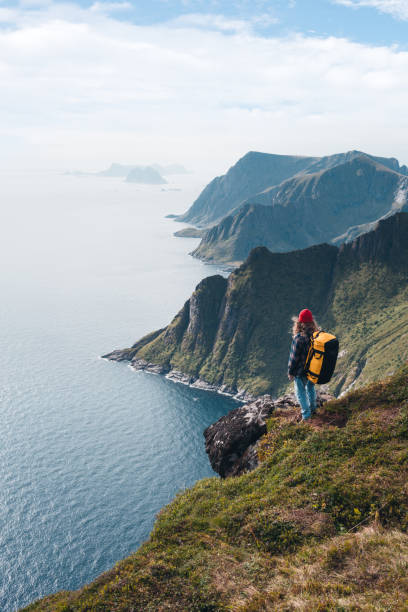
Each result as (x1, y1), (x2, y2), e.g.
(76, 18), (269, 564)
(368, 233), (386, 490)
(0, 171), (236, 611)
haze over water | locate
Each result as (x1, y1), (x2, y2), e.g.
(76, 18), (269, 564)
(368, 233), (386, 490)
(0, 171), (237, 611)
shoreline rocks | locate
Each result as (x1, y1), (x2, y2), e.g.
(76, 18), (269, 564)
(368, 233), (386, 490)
(161, 365), (257, 402)
(174, 227), (205, 238)
(102, 352), (256, 402)
(132, 359), (169, 375)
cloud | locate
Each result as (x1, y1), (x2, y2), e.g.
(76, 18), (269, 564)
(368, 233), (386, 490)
(0, 3), (408, 172)
(170, 13), (252, 33)
(171, 11), (279, 33)
(90, 2), (132, 14)
(334, 0), (408, 20)
(18, 0), (53, 7)
(0, 7), (19, 22)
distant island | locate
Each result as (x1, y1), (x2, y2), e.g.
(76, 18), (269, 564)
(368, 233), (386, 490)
(65, 162), (189, 185)
(98, 163), (167, 184)
(125, 166), (167, 185)
(97, 163), (136, 177)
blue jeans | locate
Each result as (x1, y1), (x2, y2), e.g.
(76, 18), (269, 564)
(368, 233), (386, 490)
(294, 376), (316, 420)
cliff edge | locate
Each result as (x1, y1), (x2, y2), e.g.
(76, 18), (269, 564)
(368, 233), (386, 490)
(24, 366), (408, 611)
(103, 213), (408, 398)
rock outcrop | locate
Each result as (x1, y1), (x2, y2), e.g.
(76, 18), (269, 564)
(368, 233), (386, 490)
(173, 227), (205, 238)
(204, 392), (333, 478)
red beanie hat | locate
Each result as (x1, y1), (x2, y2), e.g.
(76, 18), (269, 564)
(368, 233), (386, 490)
(299, 308), (313, 323)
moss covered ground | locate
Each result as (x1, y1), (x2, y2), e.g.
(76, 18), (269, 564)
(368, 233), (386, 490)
(24, 366), (408, 611)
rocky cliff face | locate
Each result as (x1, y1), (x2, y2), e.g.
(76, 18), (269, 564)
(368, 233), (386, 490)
(338, 209), (408, 264)
(176, 149), (408, 228)
(192, 156), (408, 265)
(176, 151), (319, 226)
(103, 213), (408, 398)
(204, 392), (334, 478)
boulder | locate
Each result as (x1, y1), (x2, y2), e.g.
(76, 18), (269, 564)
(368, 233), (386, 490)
(204, 392), (333, 478)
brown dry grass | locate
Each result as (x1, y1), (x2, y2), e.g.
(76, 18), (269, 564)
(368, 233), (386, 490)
(233, 526), (408, 611)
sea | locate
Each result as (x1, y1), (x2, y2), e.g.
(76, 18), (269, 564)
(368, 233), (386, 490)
(0, 170), (238, 611)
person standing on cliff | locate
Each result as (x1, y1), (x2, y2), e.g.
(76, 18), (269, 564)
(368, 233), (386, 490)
(288, 309), (319, 421)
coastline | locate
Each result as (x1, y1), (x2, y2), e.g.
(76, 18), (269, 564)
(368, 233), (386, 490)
(102, 355), (258, 403)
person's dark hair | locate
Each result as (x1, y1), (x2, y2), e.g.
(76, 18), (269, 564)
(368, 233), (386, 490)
(291, 316), (319, 338)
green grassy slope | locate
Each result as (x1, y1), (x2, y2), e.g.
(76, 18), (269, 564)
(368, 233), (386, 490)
(120, 243), (338, 396)
(197, 244), (337, 395)
(105, 213), (408, 397)
(327, 214), (408, 394)
(24, 366), (408, 611)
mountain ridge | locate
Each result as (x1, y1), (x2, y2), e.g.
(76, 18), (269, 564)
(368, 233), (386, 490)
(192, 155), (408, 265)
(177, 149), (408, 228)
(103, 212), (408, 398)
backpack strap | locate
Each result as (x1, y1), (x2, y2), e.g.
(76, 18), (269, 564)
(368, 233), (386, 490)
(304, 331), (320, 373)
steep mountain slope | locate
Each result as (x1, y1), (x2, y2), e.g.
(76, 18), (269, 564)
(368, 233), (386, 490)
(326, 213), (408, 394)
(103, 213), (408, 398)
(192, 155), (408, 265)
(177, 149), (408, 227)
(176, 152), (319, 226)
(24, 366), (408, 611)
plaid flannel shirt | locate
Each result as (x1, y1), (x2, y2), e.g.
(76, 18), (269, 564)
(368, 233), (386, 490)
(288, 333), (311, 377)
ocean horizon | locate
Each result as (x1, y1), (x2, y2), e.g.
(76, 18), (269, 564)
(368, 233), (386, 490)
(0, 171), (237, 611)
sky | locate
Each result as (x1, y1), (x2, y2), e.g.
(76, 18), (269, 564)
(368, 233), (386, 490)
(1, 0), (408, 174)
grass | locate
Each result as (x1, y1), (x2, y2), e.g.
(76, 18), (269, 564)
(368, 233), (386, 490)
(112, 215), (408, 398)
(23, 365), (408, 611)
(327, 275), (408, 396)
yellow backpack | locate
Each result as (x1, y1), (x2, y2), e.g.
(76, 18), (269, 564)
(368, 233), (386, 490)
(304, 331), (339, 384)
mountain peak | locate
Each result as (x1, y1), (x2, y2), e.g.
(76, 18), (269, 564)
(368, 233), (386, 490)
(192, 151), (408, 265)
(104, 211), (408, 399)
(245, 245), (271, 264)
(340, 211), (408, 264)
(177, 149), (408, 228)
